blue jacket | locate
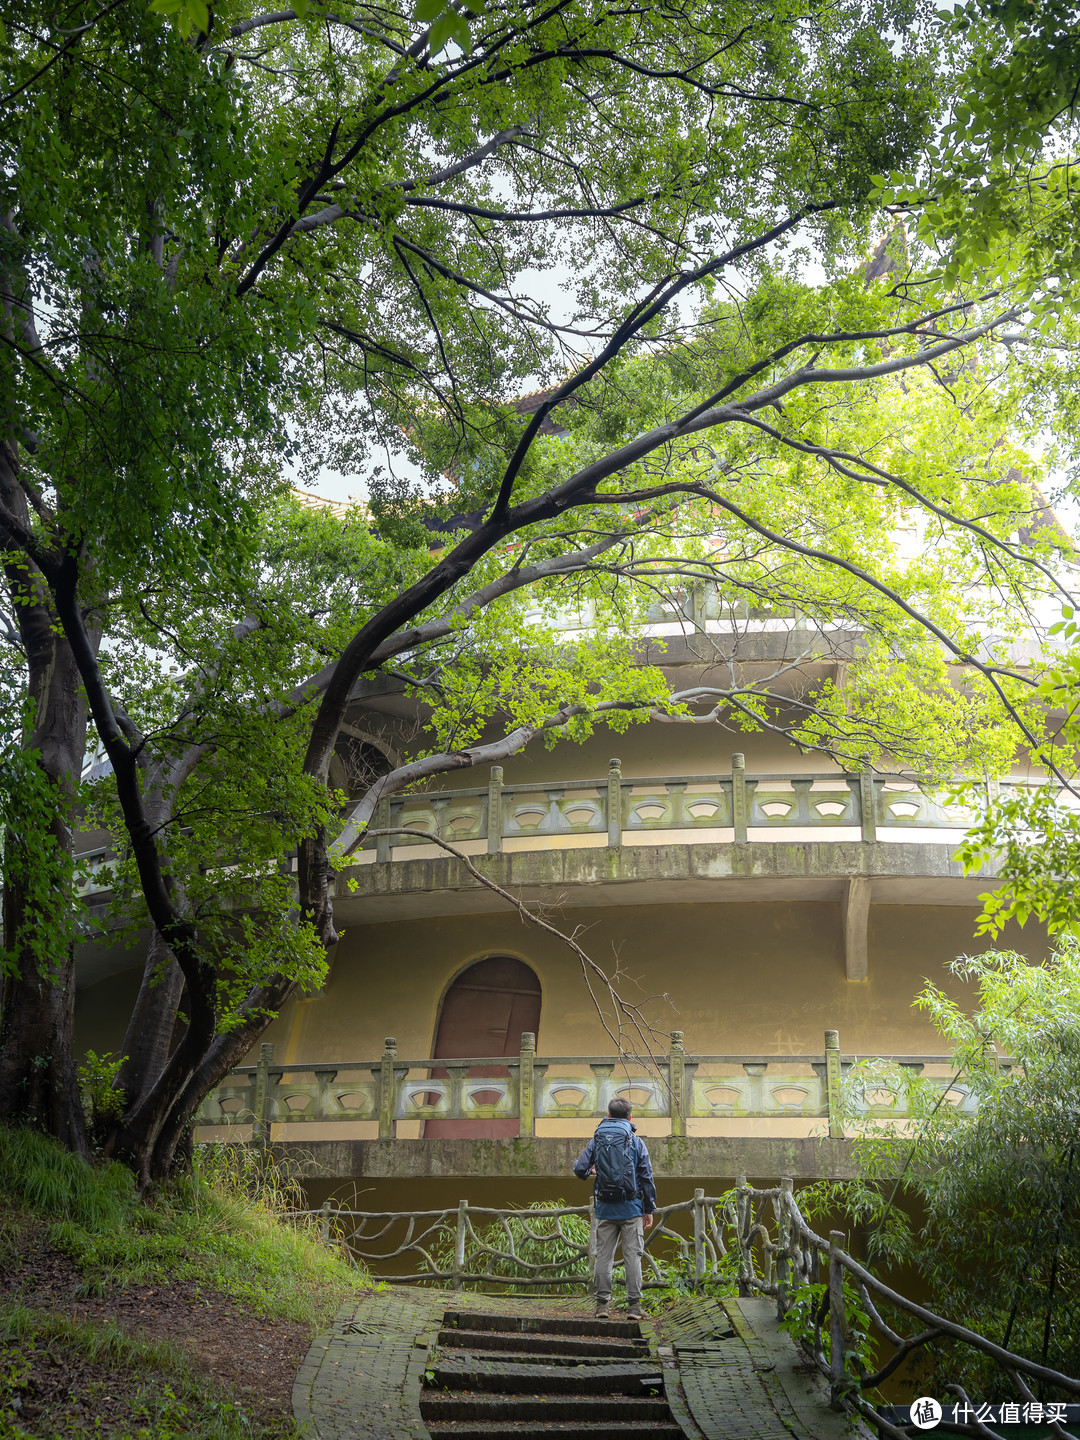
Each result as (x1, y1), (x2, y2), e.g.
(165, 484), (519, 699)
(573, 1119), (657, 1221)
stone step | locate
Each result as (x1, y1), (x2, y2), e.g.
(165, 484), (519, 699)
(426, 1306), (681, 1440)
(426, 1359), (663, 1395)
(437, 1347), (642, 1369)
(421, 1392), (670, 1422)
(437, 1327), (648, 1359)
(424, 1421), (684, 1440)
(442, 1310), (640, 1339)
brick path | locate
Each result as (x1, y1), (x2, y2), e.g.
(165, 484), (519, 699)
(293, 1288), (850, 1440)
(292, 1287), (442, 1440)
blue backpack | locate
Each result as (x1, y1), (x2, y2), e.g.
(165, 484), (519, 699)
(592, 1120), (638, 1204)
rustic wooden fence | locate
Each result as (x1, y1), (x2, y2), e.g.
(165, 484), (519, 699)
(293, 1188), (725, 1290)
(285, 1179), (1080, 1439)
(735, 1179), (1080, 1439)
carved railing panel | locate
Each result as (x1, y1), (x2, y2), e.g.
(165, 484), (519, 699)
(396, 1073), (518, 1121)
(689, 1069), (827, 1119)
(195, 1032), (990, 1141)
(535, 1069), (668, 1120)
(352, 758), (1042, 860)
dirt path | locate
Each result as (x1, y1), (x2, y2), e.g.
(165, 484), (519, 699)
(1, 1218), (311, 1432)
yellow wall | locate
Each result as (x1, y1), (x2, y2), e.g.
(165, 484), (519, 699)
(429, 720), (836, 790)
(259, 901), (1047, 1065)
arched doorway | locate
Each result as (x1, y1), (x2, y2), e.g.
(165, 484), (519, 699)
(424, 956), (542, 1139)
(328, 730), (394, 799)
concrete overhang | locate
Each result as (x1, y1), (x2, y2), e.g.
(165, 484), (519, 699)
(331, 839), (996, 924)
(268, 1135), (859, 1183)
(75, 837), (997, 987)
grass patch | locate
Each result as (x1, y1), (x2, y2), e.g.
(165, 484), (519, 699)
(0, 1126), (374, 1437)
(0, 1127), (365, 1324)
(0, 1303), (195, 1376)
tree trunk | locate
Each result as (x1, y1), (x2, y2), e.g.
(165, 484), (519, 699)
(0, 911), (86, 1154)
(113, 929), (186, 1111)
(104, 962), (219, 1189)
(147, 974), (299, 1184)
(0, 563), (91, 1155)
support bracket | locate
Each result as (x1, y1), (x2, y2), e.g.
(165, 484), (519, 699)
(842, 876), (871, 982)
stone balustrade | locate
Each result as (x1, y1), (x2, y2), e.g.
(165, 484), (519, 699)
(196, 1029), (986, 1140)
(77, 759), (1048, 900)
(354, 756), (1039, 862)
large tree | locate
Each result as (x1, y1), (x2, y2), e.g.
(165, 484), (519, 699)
(867, 0), (1080, 938)
(1, 0), (1072, 1182)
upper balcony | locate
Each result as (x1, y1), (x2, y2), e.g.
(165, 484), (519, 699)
(517, 578), (1066, 670)
(332, 754), (1042, 932)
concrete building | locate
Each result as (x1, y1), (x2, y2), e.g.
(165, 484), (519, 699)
(76, 594), (1055, 1212)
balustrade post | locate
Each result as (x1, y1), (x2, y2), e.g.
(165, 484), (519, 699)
(375, 796), (391, 863)
(825, 1030), (843, 1139)
(607, 758), (622, 848)
(776, 1176), (793, 1319)
(252, 1042), (273, 1148)
(588, 1196), (597, 1272)
(320, 1199), (332, 1244)
(379, 1037), (398, 1141)
(453, 1200), (469, 1291)
(487, 765), (504, 855)
(732, 753), (747, 843)
(828, 1230), (848, 1410)
(692, 1187), (706, 1288)
(314, 1067), (338, 1121)
(859, 765), (876, 842)
(518, 1031), (536, 1137)
(668, 1031), (686, 1137)
(735, 1174), (750, 1298)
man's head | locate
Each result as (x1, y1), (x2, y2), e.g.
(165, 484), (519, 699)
(607, 1097), (632, 1120)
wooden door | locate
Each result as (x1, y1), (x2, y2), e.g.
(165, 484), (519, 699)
(424, 957), (541, 1139)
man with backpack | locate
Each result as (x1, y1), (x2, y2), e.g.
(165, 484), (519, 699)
(573, 1097), (656, 1320)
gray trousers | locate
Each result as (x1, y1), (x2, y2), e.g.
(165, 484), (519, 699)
(593, 1216), (644, 1304)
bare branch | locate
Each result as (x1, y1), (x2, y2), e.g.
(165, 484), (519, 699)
(364, 827), (669, 1059)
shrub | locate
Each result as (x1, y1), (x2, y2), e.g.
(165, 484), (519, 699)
(821, 945), (1080, 1396)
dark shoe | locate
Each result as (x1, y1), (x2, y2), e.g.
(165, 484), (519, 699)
(595, 1304), (610, 1320)
(627, 1304), (646, 1321)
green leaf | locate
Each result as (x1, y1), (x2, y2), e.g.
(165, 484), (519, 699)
(428, 10), (470, 52)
